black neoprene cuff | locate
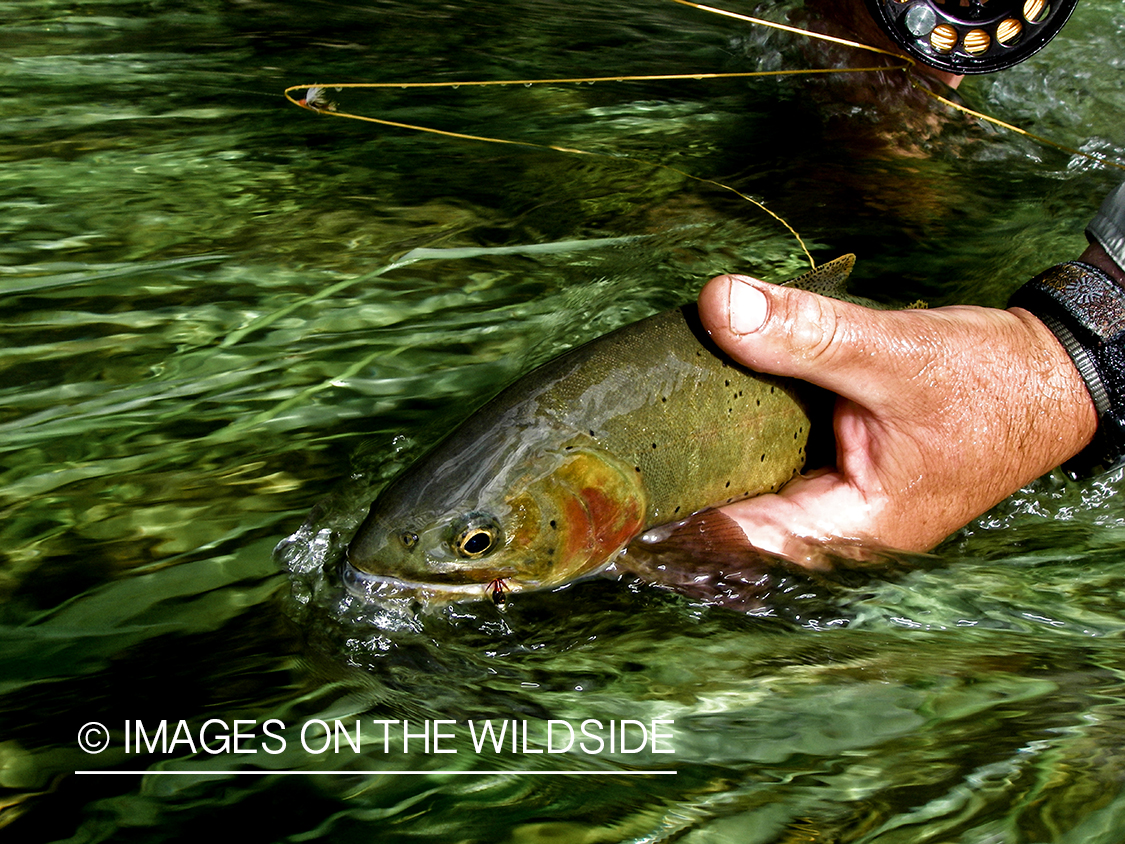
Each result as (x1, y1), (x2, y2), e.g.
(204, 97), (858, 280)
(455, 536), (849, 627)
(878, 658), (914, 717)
(1009, 261), (1125, 476)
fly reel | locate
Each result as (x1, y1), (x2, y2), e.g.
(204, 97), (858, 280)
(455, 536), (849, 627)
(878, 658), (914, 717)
(864, 0), (1080, 74)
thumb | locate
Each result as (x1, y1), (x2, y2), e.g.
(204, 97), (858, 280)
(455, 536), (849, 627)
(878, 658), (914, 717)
(698, 273), (911, 406)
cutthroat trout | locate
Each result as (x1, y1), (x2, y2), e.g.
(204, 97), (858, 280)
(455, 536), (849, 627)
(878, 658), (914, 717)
(344, 255), (857, 603)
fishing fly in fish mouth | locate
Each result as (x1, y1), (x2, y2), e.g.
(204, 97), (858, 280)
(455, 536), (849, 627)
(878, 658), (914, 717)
(342, 258), (861, 604)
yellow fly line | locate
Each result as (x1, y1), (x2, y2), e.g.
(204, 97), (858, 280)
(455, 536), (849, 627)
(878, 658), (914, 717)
(667, 0), (906, 60)
(283, 0), (1124, 268)
(280, 70), (911, 268)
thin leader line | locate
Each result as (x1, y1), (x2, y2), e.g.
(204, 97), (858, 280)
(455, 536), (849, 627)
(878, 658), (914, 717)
(666, 0), (912, 59)
(912, 81), (1125, 173)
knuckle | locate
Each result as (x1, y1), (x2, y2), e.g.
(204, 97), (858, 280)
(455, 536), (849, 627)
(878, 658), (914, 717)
(778, 289), (845, 365)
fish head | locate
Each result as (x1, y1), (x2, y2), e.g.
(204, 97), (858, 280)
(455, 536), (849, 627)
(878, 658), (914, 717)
(342, 435), (647, 604)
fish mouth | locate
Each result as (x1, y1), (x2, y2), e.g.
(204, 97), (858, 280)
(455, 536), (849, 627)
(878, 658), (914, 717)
(339, 559), (518, 603)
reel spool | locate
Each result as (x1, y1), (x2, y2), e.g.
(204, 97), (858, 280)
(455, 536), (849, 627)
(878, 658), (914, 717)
(864, 0), (1080, 74)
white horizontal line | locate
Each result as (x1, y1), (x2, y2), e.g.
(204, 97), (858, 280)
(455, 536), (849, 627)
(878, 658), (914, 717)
(77, 769), (678, 776)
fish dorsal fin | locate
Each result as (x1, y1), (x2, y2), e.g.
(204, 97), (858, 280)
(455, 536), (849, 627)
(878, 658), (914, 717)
(781, 255), (928, 310)
(783, 254), (855, 297)
(782, 253), (896, 309)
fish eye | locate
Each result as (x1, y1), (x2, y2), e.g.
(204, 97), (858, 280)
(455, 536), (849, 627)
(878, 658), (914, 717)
(399, 531), (419, 549)
(450, 513), (502, 559)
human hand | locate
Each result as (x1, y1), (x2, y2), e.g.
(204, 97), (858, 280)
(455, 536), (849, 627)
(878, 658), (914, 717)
(695, 271), (1099, 566)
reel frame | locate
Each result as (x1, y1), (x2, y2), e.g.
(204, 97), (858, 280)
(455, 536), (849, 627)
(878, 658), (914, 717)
(864, 0), (1080, 74)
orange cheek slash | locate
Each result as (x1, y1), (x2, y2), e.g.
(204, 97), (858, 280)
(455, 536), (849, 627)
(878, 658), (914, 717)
(581, 483), (644, 555)
(553, 453), (646, 574)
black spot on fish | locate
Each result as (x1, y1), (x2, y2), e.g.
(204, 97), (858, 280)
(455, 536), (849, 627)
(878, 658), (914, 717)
(652, 443), (657, 449)
(635, 466), (641, 473)
(760, 453), (766, 461)
(756, 399), (761, 407)
(549, 520), (557, 529)
(724, 379), (730, 387)
(725, 481), (730, 488)
(589, 429), (596, 437)
(673, 506), (680, 514)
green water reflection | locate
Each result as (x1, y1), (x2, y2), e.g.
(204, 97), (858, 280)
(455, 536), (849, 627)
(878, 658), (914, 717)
(3, 0), (1125, 841)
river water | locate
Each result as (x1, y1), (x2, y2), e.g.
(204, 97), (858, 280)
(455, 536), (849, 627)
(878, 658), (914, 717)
(4, 0), (1125, 841)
